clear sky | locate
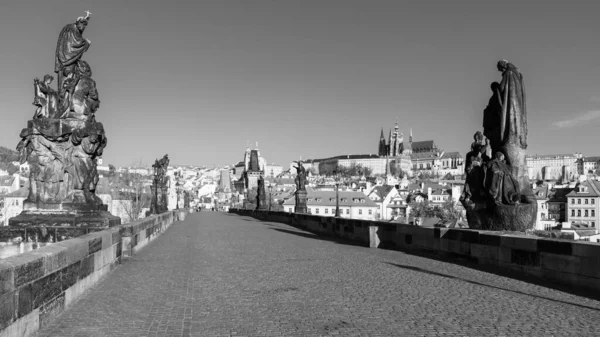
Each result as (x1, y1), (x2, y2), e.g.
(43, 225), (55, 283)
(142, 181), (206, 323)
(1, 0), (599, 168)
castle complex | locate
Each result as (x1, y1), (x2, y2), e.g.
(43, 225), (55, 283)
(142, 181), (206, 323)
(302, 122), (464, 177)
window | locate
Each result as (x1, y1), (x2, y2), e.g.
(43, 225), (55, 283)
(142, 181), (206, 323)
(586, 199), (589, 204)
(572, 199), (575, 204)
(593, 222), (596, 227)
(585, 210), (589, 217)
(572, 210), (575, 217)
(578, 199), (581, 204)
(324, 208), (328, 214)
(593, 199), (596, 204)
(346, 209), (349, 214)
(288, 208), (292, 213)
(316, 209), (319, 214)
(369, 209), (372, 215)
(308, 208), (312, 214)
(359, 209), (363, 215)
(332, 208), (335, 214)
(578, 210), (581, 217)
(593, 210), (596, 217)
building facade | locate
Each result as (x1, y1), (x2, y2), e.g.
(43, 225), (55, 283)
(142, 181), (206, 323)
(566, 180), (600, 230)
(2, 186), (27, 226)
(526, 154), (578, 181)
(367, 185), (399, 221)
(282, 189), (378, 220)
(578, 156), (600, 175)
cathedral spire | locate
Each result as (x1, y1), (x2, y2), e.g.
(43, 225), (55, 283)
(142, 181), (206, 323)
(410, 128), (413, 143)
(378, 128), (387, 156)
(387, 129), (391, 156)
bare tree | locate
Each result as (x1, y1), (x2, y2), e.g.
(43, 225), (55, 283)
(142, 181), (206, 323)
(117, 164), (151, 222)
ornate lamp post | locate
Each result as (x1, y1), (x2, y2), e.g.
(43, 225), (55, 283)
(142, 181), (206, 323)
(268, 184), (273, 211)
(334, 170), (341, 218)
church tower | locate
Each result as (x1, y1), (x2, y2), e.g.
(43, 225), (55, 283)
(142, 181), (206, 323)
(392, 121), (400, 156)
(387, 129), (394, 156)
(378, 128), (387, 156)
(398, 132), (404, 154)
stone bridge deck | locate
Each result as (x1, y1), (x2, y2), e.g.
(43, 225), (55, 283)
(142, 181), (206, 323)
(34, 212), (600, 337)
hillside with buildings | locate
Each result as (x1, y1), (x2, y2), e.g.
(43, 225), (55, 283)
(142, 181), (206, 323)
(3, 132), (600, 244)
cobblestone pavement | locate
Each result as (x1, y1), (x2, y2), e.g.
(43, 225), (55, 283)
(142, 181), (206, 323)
(35, 212), (600, 337)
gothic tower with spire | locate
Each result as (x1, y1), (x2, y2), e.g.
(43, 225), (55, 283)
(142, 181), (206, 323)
(387, 129), (392, 156)
(378, 128), (387, 156)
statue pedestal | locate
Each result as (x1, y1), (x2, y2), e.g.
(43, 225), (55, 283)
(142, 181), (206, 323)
(465, 201), (536, 231)
(295, 190), (307, 214)
(256, 195), (268, 210)
(6, 208), (120, 242)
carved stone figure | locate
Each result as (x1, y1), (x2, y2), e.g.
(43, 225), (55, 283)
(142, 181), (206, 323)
(33, 75), (61, 119)
(149, 154), (170, 215)
(293, 161), (307, 191)
(67, 60), (100, 120)
(256, 175), (267, 210)
(293, 160), (308, 213)
(460, 132), (489, 209)
(496, 60), (527, 149)
(8, 12), (120, 232)
(483, 82), (502, 148)
(460, 60), (537, 231)
(483, 152), (520, 205)
(55, 13), (91, 91)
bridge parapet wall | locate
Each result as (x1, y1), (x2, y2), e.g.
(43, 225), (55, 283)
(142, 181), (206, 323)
(230, 208), (600, 294)
(0, 208), (193, 337)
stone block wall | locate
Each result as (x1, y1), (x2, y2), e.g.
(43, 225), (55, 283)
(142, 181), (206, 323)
(230, 208), (600, 294)
(0, 208), (191, 337)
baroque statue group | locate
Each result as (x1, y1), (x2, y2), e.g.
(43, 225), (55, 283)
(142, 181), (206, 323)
(10, 12), (120, 228)
(459, 60), (536, 231)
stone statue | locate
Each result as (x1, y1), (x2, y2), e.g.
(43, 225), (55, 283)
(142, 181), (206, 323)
(256, 175), (267, 210)
(485, 152), (520, 205)
(460, 60), (536, 231)
(496, 60), (527, 149)
(55, 13), (91, 91)
(460, 132), (490, 209)
(483, 82), (502, 148)
(9, 13), (120, 230)
(33, 75), (61, 119)
(293, 161), (307, 191)
(149, 154), (170, 214)
(66, 60), (100, 120)
(293, 160), (308, 213)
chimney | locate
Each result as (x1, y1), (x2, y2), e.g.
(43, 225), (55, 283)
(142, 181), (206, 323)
(427, 187), (432, 200)
(421, 182), (424, 191)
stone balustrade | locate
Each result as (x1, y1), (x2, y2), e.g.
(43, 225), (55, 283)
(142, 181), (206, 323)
(0, 208), (192, 337)
(230, 209), (600, 294)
